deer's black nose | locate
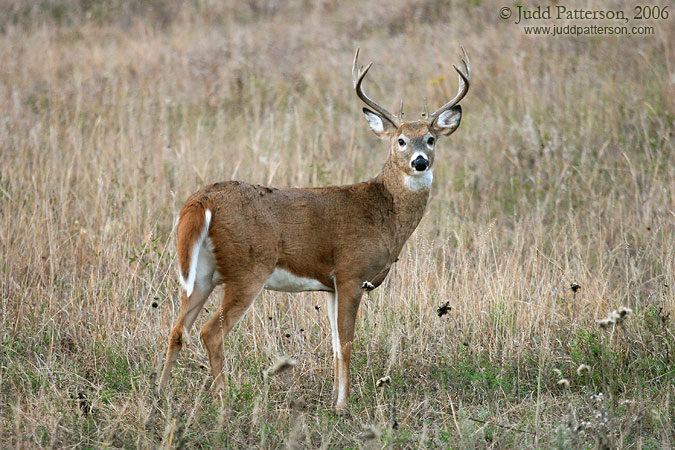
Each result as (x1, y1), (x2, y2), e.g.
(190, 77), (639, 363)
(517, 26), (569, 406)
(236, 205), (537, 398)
(411, 155), (429, 172)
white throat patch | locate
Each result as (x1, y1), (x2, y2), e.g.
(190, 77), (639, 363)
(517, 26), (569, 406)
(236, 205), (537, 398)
(403, 170), (433, 191)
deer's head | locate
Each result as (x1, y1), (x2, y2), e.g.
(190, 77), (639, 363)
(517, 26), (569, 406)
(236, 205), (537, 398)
(353, 48), (470, 189)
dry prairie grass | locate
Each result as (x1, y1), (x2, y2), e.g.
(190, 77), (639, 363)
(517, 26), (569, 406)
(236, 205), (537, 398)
(0, 1), (673, 448)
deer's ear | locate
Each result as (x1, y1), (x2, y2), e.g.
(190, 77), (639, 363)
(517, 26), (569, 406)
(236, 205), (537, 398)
(363, 108), (397, 139)
(431, 106), (462, 138)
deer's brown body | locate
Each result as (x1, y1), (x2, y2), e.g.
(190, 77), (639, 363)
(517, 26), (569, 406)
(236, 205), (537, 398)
(189, 172), (426, 290)
(159, 48), (470, 412)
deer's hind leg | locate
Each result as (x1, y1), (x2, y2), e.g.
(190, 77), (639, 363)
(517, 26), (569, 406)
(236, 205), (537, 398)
(201, 277), (267, 391)
(158, 277), (214, 393)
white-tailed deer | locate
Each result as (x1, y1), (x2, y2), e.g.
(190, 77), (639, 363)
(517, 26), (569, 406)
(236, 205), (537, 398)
(159, 48), (470, 412)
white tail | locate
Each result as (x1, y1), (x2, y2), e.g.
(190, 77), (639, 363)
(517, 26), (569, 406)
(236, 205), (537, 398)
(178, 209), (211, 297)
(159, 48), (471, 413)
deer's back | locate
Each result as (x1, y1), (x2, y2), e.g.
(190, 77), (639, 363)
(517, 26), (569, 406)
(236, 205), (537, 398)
(182, 180), (396, 285)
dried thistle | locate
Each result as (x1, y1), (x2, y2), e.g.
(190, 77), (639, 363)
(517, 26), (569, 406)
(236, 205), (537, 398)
(608, 310), (622, 323)
(617, 306), (633, 318)
(576, 364), (591, 376)
(590, 392), (605, 403)
(570, 281), (581, 293)
(265, 356), (297, 377)
(77, 392), (91, 415)
(596, 318), (614, 328)
(376, 376), (391, 388)
(436, 301), (452, 317)
(598, 306), (633, 328)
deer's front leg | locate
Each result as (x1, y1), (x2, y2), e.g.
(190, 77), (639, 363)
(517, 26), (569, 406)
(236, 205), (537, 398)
(327, 279), (363, 413)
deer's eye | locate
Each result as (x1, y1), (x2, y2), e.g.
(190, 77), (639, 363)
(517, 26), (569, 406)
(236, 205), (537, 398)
(427, 137), (435, 146)
(398, 138), (405, 146)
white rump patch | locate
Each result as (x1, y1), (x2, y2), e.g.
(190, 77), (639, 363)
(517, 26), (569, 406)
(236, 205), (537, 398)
(404, 170), (433, 191)
(179, 209), (212, 297)
(264, 267), (331, 293)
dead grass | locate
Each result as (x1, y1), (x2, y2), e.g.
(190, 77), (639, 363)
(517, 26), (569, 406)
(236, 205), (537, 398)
(0, 0), (673, 448)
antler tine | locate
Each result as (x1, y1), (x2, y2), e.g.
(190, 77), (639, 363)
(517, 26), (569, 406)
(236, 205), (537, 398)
(460, 45), (470, 78)
(352, 48), (400, 127)
(351, 48), (362, 87)
(429, 46), (471, 121)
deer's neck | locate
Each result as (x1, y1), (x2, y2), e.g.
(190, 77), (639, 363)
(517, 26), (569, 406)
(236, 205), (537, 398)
(375, 159), (431, 250)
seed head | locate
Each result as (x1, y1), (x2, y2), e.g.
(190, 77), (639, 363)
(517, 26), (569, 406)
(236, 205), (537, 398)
(361, 281), (375, 291)
(557, 378), (570, 388)
(436, 301), (452, 317)
(576, 364), (591, 376)
(608, 310), (622, 322)
(266, 356), (297, 377)
(376, 376), (391, 388)
(597, 318), (614, 328)
(590, 392), (604, 402)
(570, 282), (580, 293)
(617, 306), (633, 318)
(598, 306), (634, 327)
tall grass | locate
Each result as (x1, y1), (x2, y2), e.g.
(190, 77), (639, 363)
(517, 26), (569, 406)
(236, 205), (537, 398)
(0, 1), (673, 447)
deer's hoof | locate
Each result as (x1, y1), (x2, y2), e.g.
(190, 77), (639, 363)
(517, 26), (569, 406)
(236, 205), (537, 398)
(210, 375), (225, 393)
(334, 402), (349, 416)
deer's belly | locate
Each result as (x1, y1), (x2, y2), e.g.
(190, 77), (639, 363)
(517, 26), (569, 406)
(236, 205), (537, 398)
(264, 267), (331, 293)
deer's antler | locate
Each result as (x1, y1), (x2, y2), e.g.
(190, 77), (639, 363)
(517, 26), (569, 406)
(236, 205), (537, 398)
(429, 47), (471, 122)
(352, 48), (400, 128)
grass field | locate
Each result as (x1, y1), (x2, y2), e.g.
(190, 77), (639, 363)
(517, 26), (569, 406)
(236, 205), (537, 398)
(0, 1), (673, 448)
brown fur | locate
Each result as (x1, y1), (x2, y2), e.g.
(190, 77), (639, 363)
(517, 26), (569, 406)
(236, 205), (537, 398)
(176, 201), (207, 281)
(190, 165), (428, 288)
